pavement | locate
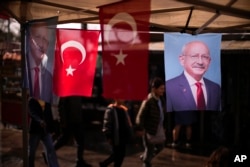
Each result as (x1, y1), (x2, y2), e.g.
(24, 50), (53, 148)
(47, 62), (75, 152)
(0, 121), (210, 167)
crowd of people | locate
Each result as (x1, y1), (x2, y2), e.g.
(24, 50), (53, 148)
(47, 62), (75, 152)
(27, 78), (232, 167)
(27, 78), (168, 167)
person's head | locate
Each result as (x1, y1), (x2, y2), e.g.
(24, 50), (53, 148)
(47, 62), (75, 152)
(151, 77), (165, 97)
(29, 22), (49, 65)
(114, 99), (125, 106)
(110, 99), (127, 111)
(179, 41), (211, 81)
(206, 146), (230, 167)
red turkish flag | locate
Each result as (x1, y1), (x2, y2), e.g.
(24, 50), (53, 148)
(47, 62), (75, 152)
(99, 0), (150, 100)
(53, 29), (100, 97)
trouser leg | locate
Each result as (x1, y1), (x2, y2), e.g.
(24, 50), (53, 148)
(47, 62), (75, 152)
(42, 134), (59, 167)
(101, 152), (114, 166)
(142, 135), (154, 166)
(113, 144), (126, 167)
(28, 134), (40, 167)
(154, 143), (165, 156)
(73, 125), (85, 163)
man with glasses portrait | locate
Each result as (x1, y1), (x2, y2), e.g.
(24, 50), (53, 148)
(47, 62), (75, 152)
(27, 21), (53, 103)
(166, 40), (221, 112)
(166, 40), (221, 148)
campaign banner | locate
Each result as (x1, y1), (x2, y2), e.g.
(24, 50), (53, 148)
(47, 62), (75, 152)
(25, 17), (58, 103)
(164, 33), (222, 112)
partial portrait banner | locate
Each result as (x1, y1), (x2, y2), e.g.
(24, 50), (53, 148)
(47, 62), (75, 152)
(164, 33), (222, 112)
(24, 17), (58, 103)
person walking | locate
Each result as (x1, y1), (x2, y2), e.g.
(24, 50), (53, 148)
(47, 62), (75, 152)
(136, 77), (166, 167)
(53, 96), (92, 167)
(99, 99), (133, 167)
(28, 97), (59, 167)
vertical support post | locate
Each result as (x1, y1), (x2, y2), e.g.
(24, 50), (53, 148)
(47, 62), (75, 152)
(21, 23), (29, 167)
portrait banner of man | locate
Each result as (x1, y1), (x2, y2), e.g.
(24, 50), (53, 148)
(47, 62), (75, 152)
(24, 17), (58, 103)
(164, 33), (222, 112)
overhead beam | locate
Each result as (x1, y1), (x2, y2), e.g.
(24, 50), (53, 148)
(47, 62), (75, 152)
(32, 0), (99, 15)
(150, 22), (192, 33)
(149, 32), (250, 44)
(58, 16), (99, 24)
(0, 2), (22, 23)
(194, 0), (237, 34)
(176, 0), (250, 20)
(202, 23), (250, 33)
(151, 6), (191, 14)
(182, 7), (193, 33)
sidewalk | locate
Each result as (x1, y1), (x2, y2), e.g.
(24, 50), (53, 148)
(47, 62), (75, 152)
(0, 123), (210, 167)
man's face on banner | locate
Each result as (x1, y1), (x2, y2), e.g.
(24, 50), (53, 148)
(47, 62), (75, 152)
(179, 41), (211, 81)
(29, 22), (49, 64)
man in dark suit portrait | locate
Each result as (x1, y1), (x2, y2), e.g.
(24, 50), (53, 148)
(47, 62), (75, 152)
(166, 40), (221, 112)
(28, 21), (53, 103)
(166, 40), (221, 148)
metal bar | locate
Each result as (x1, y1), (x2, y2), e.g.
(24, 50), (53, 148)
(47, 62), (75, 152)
(194, 0), (237, 34)
(182, 7), (193, 33)
(177, 0), (250, 20)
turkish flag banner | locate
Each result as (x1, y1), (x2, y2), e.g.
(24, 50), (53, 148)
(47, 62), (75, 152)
(99, 0), (150, 100)
(53, 29), (100, 97)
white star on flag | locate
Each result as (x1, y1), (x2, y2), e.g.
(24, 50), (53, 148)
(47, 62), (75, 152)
(65, 65), (76, 76)
(112, 49), (127, 65)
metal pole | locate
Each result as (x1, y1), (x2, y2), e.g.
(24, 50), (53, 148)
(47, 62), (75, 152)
(21, 23), (29, 167)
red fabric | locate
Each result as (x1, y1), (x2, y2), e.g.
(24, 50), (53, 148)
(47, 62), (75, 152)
(0, 13), (9, 20)
(196, 82), (206, 110)
(99, 0), (151, 100)
(33, 67), (40, 98)
(53, 29), (100, 97)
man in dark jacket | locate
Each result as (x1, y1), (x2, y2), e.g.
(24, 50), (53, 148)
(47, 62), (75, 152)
(100, 99), (133, 167)
(136, 77), (166, 167)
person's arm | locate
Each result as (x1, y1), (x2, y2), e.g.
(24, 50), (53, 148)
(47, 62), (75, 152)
(28, 98), (46, 127)
(102, 107), (113, 140)
(28, 99), (41, 122)
(136, 100), (146, 127)
(135, 100), (150, 137)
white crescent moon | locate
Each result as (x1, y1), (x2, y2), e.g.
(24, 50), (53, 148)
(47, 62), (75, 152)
(61, 40), (86, 65)
(104, 12), (138, 46)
